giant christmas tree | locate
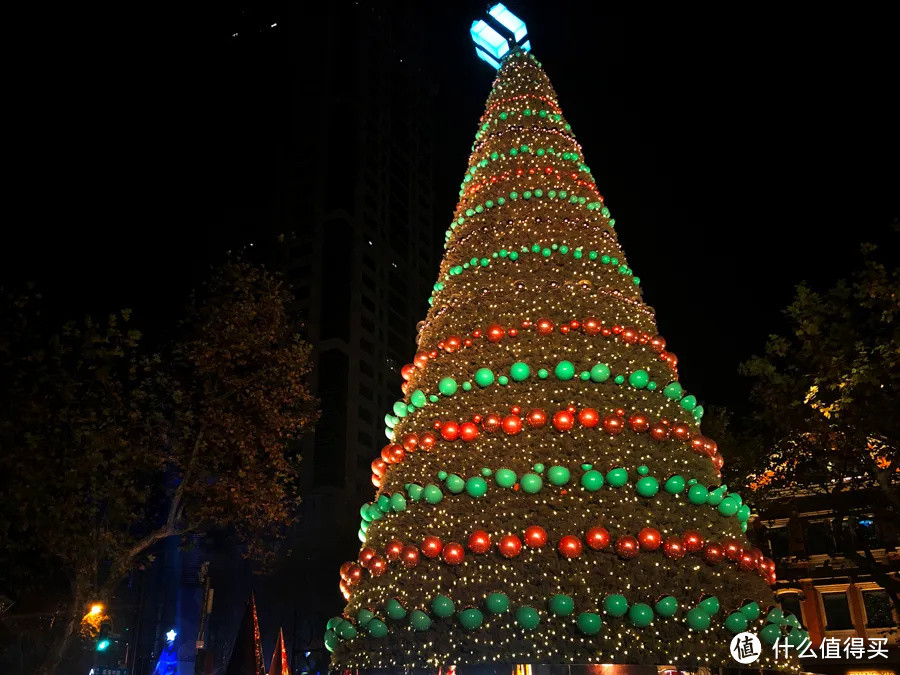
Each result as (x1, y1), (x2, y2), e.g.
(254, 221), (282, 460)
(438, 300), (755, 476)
(326, 31), (805, 671)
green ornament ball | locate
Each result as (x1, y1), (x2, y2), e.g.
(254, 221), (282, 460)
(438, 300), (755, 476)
(783, 613), (801, 629)
(407, 483), (423, 501)
(737, 504), (751, 522)
(628, 369), (650, 389)
(577, 612), (602, 635)
(367, 618), (388, 638)
(410, 610), (431, 631)
(663, 381), (683, 400)
(766, 608), (784, 624)
(706, 488), (725, 506)
(787, 628), (809, 648)
(516, 606), (541, 630)
(548, 594), (575, 616)
(323, 629), (338, 652)
(532, 463), (545, 473)
(637, 465), (649, 475)
(759, 623), (782, 645)
(377, 495), (391, 512)
(520, 473), (543, 494)
(498, 375), (509, 386)
(438, 377), (458, 396)
(603, 594), (628, 617)
(356, 608), (374, 626)
(485, 592), (510, 614)
(390, 493), (407, 512)
(437, 471), (448, 481)
(628, 603), (654, 628)
(538, 368), (549, 379)
(445, 474), (465, 494)
(581, 469), (604, 491)
(337, 621), (357, 639)
(698, 596), (720, 615)
(548, 465), (571, 485)
(680, 394), (697, 411)
(636, 476), (660, 497)
(725, 612), (749, 634)
(326, 617), (342, 631)
(685, 608), (711, 630)
(423, 484), (443, 504)
(474, 368), (495, 387)
(664, 475), (686, 494)
(509, 362), (531, 381)
(718, 496), (740, 517)
(614, 375), (625, 384)
(606, 468), (628, 487)
(495, 468), (517, 488)
(458, 608), (483, 630)
(590, 363), (611, 382)
(740, 602), (761, 621)
(654, 596), (679, 618)
(385, 598), (406, 620)
(431, 595), (455, 618)
(688, 484), (709, 505)
(481, 467), (492, 477)
(555, 360), (575, 380)
(465, 476), (488, 497)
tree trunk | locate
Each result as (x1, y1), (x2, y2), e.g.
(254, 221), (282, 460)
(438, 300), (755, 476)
(36, 579), (86, 675)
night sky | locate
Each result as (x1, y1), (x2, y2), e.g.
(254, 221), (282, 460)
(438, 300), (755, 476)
(4, 2), (897, 414)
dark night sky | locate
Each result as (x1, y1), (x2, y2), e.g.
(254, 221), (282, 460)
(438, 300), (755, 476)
(4, 3), (897, 414)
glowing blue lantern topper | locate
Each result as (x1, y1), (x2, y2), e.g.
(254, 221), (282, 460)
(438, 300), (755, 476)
(470, 3), (531, 69)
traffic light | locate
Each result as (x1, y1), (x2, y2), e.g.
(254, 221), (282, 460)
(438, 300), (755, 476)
(96, 620), (111, 651)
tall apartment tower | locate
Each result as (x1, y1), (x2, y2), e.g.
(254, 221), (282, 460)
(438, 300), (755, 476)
(261, 1), (439, 660)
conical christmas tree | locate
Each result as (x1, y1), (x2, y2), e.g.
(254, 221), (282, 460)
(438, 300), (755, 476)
(226, 593), (266, 675)
(327, 46), (802, 670)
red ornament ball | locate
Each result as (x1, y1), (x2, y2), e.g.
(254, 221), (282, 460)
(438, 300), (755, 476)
(682, 530), (704, 553)
(585, 526), (610, 550)
(524, 525), (548, 548)
(440, 421), (459, 441)
(602, 415), (625, 435)
(413, 352), (429, 368)
(510, 405), (521, 415)
(638, 527), (662, 551)
(498, 534), (522, 558)
(486, 324), (505, 343)
(649, 423), (669, 441)
(385, 540), (404, 561)
(611, 325), (623, 334)
(558, 535), (583, 559)
(739, 552), (757, 571)
(421, 536), (443, 559)
(368, 555), (387, 576)
(401, 433), (419, 452)
(401, 545), (420, 568)
(582, 317), (602, 335)
(702, 543), (725, 566)
(650, 336), (666, 352)
(442, 542), (465, 565)
(621, 327), (638, 344)
(482, 414), (501, 433)
(721, 538), (743, 562)
(628, 413), (650, 432)
(712, 454), (725, 470)
(671, 424), (691, 441)
(467, 530), (492, 554)
(459, 422), (479, 442)
(536, 318), (555, 335)
(615, 535), (640, 559)
(552, 410), (575, 431)
(444, 335), (462, 353)
(502, 415), (523, 435)
(346, 563), (363, 584)
(359, 547), (376, 565)
(419, 431), (436, 449)
(401, 363), (415, 381)
(507, 328), (518, 338)
(371, 458), (386, 477)
(339, 561), (353, 579)
(577, 408), (599, 428)
(662, 537), (685, 559)
(371, 474), (381, 488)
(526, 408), (547, 428)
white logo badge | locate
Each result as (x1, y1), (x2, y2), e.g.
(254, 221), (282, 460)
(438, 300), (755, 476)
(731, 632), (762, 664)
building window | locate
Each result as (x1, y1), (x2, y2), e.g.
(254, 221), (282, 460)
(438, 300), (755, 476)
(768, 526), (790, 558)
(822, 591), (854, 631)
(863, 590), (895, 629)
(854, 518), (881, 550)
(806, 520), (835, 556)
